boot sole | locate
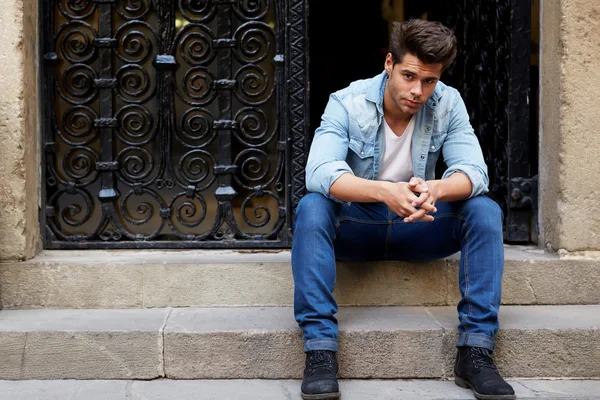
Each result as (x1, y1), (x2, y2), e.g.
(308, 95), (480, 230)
(455, 376), (517, 400)
(300, 392), (341, 400)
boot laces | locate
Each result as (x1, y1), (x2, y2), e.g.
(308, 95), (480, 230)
(308, 351), (334, 374)
(470, 347), (499, 373)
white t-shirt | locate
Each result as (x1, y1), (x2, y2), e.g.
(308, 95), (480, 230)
(377, 116), (415, 183)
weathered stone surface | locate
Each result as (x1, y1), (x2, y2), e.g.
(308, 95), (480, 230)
(0, 309), (167, 379)
(0, 262), (144, 308)
(446, 257), (600, 305)
(0, 333), (27, 380)
(430, 305), (600, 378)
(142, 262), (294, 307)
(336, 307), (444, 378)
(164, 307), (444, 379)
(20, 332), (162, 379)
(540, 0), (600, 251)
(335, 260), (447, 306)
(163, 307), (304, 379)
(0, 306), (599, 379)
(0, 0), (40, 261)
(142, 260), (447, 308)
(3, 248), (599, 308)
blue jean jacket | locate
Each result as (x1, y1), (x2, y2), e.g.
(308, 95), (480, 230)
(305, 71), (489, 202)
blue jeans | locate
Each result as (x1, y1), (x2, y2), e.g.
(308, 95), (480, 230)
(292, 193), (504, 353)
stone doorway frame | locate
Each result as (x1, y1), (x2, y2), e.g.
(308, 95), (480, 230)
(0, 0), (598, 260)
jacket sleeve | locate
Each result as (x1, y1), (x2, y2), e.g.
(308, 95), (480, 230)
(305, 94), (355, 202)
(441, 91), (490, 198)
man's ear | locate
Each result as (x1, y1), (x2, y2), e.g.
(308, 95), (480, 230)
(385, 53), (393, 76)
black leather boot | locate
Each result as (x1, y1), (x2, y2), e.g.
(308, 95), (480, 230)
(454, 346), (516, 400)
(301, 350), (341, 400)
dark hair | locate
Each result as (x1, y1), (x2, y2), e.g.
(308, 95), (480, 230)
(389, 19), (457, 69)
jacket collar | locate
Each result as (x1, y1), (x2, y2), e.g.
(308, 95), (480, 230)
(365, 70), (444, 112)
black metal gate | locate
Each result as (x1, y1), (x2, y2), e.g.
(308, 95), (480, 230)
(430, 0), (536, 242)
(40, 0), (309, 248)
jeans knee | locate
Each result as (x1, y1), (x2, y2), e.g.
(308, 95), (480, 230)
(295, 193), (339, 230)
(463, 196), (503, 236)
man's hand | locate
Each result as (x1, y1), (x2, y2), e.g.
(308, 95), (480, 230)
(378, 179), (434, 220)
(404, 178), (438, 223)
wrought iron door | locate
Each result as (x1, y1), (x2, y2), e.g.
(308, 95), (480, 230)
(430, 0), (536, 242)
(41, 0), (309, 248)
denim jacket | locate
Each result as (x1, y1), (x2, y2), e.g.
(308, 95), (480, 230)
(305, 71), (489, 202)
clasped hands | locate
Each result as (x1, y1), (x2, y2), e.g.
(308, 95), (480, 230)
(381, 177), (438, 223)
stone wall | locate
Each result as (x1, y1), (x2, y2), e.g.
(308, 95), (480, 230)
(540, 0), (600, 251)
(0, 0), (39, 261)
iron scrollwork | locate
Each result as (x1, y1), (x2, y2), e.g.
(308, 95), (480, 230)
(42, 0), (297, 248)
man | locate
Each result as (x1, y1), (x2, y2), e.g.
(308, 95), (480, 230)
(292, 19), (516, 400)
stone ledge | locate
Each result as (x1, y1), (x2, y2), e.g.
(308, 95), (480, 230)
(1, 247), (598, 308)
(0, 306), (598, 379)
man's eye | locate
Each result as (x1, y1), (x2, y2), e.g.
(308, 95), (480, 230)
(404, 74), (413, 79)
(425, 79), (435, 84)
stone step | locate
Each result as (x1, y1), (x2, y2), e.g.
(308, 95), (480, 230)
(1, 379), (600, 400)
(0, 305), (598, 380)
(1, 247), (599, 309)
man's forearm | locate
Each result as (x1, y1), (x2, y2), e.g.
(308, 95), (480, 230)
(329, 173), (389, 203)
(428, 172), (472, 202)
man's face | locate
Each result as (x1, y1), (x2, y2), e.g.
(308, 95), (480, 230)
(384, 52), (443, 117)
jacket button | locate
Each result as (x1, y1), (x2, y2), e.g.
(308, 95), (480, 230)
(431, 146), (435, 150)
(426, 127), (431, 132)
(360, 151), (364, 155)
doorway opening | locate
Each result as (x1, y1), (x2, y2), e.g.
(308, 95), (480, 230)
(308, 0), (540, 242)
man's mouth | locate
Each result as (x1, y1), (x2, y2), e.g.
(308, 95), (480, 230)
(404, 99), (421, 107)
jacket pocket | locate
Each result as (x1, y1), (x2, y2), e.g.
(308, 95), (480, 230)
(349, 137), (374, 159)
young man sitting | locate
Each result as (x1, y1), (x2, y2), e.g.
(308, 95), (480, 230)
(292, 19), (516, 400)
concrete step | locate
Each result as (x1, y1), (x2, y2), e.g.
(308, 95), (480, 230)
(1, 247), (599, 309)
(0, 305), (599, 380)
(2, 379), (600, 400)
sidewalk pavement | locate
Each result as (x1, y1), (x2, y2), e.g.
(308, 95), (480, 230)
(1, 379), (599, 400)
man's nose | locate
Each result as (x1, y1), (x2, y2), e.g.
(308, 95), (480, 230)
(411, 82), (422, 97)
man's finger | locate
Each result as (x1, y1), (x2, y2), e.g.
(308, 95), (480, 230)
(412, 184), (429, 194)
(404, 208), (434, 223)
(416, 201), (436, 213)
(407, 196), (437, 221)
(398, 202), (418, 217)
(408, 178), (429, 193)
(408, 177), (423, 187)
(412, 191), (430, 207)
(405, 206), (429, 222)
(413, 195), (437, 211)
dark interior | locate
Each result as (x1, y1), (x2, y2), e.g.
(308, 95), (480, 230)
(308, 0), (447, 130)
